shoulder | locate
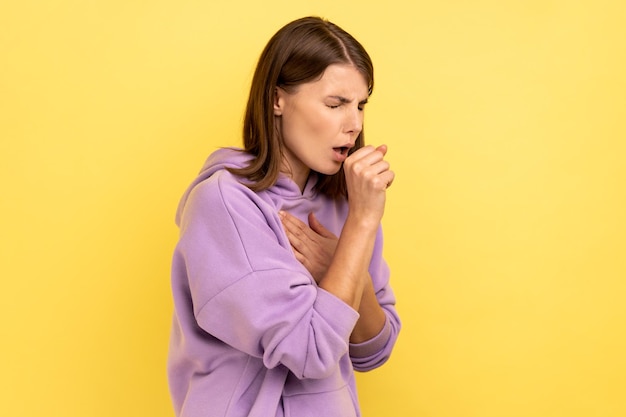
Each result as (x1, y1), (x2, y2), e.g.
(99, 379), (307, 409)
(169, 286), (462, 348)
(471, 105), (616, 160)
(188, 169), (258, 210)
(179, 171), (274, 239)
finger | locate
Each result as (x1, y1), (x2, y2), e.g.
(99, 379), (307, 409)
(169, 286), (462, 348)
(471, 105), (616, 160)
(369, 159), (391, 175)
(380, 169), (395, 189)
(346, 145), (376, 163)
(285, 228), (311, 256)
(280, 211), (317, 253)
(280, 211), (312, 239)
(279, 210), (306, 230)
(349, 144), (388, 162)
(375, 144), (387, 156)
(291, 245), (306, 262)
(345, 157), (391, 190)
(308, 212), (337, 239)
(347, 146), (388, 171)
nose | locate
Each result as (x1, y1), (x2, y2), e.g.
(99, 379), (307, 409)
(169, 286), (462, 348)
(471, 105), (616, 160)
(344, 107), (363, 136)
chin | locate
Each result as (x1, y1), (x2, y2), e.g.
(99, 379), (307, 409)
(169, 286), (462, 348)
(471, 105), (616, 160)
(315, 165), (342, 177)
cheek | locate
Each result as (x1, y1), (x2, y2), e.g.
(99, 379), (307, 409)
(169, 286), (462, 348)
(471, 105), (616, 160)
(306, 110), (340, 138)
(284, 108), (332, 139)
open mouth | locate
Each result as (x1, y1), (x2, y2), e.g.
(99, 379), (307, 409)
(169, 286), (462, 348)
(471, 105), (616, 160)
(334, 146), (350, 156)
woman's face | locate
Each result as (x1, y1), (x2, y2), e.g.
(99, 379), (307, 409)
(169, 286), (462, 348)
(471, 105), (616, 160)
(274, 64), (369, 191)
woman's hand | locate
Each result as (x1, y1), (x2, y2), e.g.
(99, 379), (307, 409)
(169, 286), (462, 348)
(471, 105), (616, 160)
(343, 145), (394, 228)
(279, 211), (338, 283)
(279, 145), (393, 312)
(280, 210), (387, 342)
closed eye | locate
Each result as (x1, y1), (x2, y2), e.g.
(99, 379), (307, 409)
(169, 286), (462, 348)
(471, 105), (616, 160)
(326, 103), (366, 110)
(326, 97), (368, 110)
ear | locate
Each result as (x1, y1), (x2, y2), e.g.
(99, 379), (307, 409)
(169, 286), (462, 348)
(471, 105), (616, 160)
(273, 87), (284, 116)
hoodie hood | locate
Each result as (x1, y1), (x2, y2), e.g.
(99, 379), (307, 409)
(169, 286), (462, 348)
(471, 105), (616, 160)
(175, 147), (320, 226)
(175, 148), (252, 226)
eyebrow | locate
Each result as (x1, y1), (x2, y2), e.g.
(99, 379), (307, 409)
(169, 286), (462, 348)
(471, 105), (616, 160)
(328, 95), (369, 105)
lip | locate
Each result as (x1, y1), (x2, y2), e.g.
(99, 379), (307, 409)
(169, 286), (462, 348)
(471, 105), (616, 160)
(332, 144), (353, 162)
(333, 148), (347, 162)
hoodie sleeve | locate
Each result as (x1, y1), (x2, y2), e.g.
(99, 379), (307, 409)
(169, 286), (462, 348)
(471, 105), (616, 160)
(175, 172), (360, 380)
(349, 226), (402, 371)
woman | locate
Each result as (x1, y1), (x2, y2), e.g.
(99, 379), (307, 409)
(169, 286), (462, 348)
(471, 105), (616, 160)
(168, 16), (401, 417)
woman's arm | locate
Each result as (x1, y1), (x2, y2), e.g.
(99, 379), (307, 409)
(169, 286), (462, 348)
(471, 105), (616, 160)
(280, 144), (394, 343)
(321, 145), (394, 311)
(280, 211), (386, 343)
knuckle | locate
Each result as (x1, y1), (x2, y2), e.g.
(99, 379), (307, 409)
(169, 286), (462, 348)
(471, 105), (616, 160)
(363, 170), (376, 181)
(372, 177), (385, 189)
(347, 161), (361, 173)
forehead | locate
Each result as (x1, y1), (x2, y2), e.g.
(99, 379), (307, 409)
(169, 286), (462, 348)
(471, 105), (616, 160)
(300, 64), (369, 99)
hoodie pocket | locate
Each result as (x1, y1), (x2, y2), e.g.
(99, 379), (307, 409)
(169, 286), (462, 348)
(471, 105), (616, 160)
(282, 382), (358, 417)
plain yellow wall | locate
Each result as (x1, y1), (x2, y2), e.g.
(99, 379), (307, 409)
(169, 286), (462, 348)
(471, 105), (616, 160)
(2, 1), (625, 416)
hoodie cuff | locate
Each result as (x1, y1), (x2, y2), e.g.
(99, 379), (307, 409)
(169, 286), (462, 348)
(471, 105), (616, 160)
(349, 317), (392, 358)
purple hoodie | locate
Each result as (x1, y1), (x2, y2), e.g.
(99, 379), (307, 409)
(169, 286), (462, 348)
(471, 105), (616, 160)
(168, 148), (400, 417)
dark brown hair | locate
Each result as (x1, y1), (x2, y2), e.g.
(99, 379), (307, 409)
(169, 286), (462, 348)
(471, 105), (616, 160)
(228, 16), (374, 199)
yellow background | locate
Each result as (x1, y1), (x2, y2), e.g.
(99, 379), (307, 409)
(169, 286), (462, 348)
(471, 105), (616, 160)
(1, 0), (625, 416)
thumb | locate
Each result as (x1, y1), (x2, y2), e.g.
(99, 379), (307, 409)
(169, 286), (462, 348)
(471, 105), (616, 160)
(308, 212), (336, 238)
